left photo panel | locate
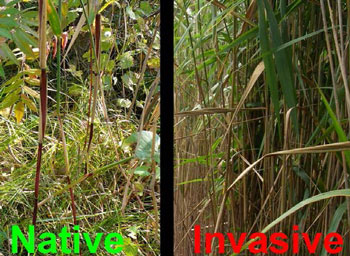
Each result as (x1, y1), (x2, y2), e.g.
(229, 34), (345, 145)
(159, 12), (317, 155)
(0, 0), (160, 255)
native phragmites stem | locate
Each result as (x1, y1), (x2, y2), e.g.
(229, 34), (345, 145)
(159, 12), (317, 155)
(33, 0), (48, 226)
(56, 0), (62, 114)
(38, 0), (47, 70)
(87, 14), (101, 153)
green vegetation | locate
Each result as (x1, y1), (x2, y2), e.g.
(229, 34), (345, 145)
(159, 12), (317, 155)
(174, 0), (350, 255)
(0, 0), (160, 255)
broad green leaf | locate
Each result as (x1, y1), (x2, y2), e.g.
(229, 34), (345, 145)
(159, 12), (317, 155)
(0, 43), (19, 65)
(3, 79), (22, 94)
(87, 8), (96, 25)
(119, 51), (134, 69)
(0, 17), (18, 27)
(263, 0), (298, 135)
(0, 28), (12, 39)
(134, 166), (151, 177)
(0, 7), (19, 15)
(15, 29), (37, 47)
(121, 71), (136, 91)
(47, 0), (62, 35)
(0, 90), (20, 110)
(12, 30), (35, 57)
(257, 0), (281, 138)
(125, 131), (160, 163)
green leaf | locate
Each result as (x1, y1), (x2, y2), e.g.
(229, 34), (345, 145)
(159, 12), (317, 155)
(0, 89), (20, 110)
(121, 238), (138, 256)
(139, 1), (153, 16)
(320, 202), (347, 256)
(125, 131), (160, 163)
(134, 166), (151, 177)
(0, 7), (19, 15)
(0, 64), (5, 79)
(117, 98), (131, 108)
(3, 78), (22, 94)
(0, 17), (18, 27)
(119, 51), (134, 69)
(12, 29), (35, 57)
(233, 189), (350, 255)
(87, 9), (96, 25)
(0, 43), (19, 65)
(47, 0), (62, 35)
(317, 86), (350, 166)
(68, 84), (83, 96)
(15, 29), (38, 47)
(263, 0), (298, 135)
(0, 28), (12, 39)
(257, 0), (281, 139)
(121, 72), (136, 91)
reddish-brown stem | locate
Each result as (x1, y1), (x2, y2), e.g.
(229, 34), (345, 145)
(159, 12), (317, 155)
(95, 14), (101, 60)
(32, 142), (43, 225)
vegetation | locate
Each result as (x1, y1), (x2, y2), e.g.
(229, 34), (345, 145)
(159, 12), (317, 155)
(174, 0), (350, 255)
(0, 0), (160, 255)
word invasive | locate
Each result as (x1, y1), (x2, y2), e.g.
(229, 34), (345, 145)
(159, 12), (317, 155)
(194, 225), (343, 254)
(11, 225), (123, 254)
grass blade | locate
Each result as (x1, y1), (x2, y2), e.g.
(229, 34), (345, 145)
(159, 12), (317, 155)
(263, 0), (298, 135)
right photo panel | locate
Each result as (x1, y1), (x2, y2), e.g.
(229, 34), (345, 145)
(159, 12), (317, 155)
(174, 0), (350, 255)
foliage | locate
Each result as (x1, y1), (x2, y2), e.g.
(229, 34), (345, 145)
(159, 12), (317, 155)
(174, 0), (350, 255)
(0, 0), (160, 255)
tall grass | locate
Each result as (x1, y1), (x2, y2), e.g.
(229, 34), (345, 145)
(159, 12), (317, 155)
(174, 0), (350, 255)
(32, 0), (48, 226)
(0, 0), (160, 255)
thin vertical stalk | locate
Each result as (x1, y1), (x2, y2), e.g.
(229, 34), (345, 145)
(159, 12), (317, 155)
(56, 0), (80, 252)
(87, 13), (101, 153)
(56, 0), (61, 114)
(33, 0), (48, 225)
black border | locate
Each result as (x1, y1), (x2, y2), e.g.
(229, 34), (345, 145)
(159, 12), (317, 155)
(160, 0), (174, 255)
